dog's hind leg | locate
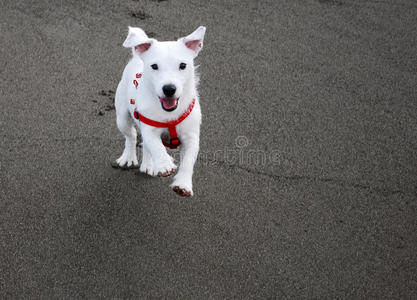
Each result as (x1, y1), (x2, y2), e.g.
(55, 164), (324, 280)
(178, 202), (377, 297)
(113, 112), (139, 169)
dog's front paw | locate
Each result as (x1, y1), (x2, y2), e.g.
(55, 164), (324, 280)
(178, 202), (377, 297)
(154, 159), (177, 178)
(140, 158), (155, 176)
(170, 176), (193, 197)
(140, 164), (155, 176)
(113, 151), (139, 169)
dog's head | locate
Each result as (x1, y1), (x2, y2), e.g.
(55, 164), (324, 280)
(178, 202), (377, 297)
(123, 26), (206, 112)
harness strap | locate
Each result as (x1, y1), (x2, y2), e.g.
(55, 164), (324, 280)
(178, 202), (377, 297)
(133, 98), (196, 149)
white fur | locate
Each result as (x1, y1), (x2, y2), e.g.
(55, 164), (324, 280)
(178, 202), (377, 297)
(114, 26), (206, 196)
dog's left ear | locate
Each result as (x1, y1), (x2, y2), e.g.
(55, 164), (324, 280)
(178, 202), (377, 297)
(181, 26), (206, 56)
(123, 26), (153, 55)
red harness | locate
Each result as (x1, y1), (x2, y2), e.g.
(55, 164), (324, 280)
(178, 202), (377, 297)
(133, 98), (196, 149)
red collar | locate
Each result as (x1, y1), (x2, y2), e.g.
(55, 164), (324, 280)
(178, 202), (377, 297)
(133, 98), (196, 149)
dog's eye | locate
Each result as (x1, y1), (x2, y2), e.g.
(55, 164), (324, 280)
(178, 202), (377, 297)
(179, 63), (186, 70)
(151, 64), (158, 70)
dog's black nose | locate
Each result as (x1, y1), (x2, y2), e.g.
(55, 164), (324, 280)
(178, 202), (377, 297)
(162, 84), (176, 97)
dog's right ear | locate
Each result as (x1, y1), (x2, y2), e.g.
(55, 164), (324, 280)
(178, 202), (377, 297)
(123, 26), (153, 54)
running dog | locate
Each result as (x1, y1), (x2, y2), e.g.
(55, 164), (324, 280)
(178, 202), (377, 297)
(113, 26), (206, 197)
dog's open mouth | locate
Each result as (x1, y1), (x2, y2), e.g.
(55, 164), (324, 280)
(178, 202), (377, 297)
(159, 97), (179, 112)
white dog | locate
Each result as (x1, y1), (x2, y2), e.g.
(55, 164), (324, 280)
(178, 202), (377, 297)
(113, 26), (206, 197)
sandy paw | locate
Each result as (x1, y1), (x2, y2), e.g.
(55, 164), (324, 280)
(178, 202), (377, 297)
(170, 176), (193, 197)
(172, 186), (192, 197)
(154, 159), (177, 178)
(158, 167), (177, 177)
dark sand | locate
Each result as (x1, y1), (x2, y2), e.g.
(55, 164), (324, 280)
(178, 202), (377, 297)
(1, 0), (416, 298)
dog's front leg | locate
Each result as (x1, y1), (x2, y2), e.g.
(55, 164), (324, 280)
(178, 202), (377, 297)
(141, 128), (177, 177)
(171, 133), (199, 197)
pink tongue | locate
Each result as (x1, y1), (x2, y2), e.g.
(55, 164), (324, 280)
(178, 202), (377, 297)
(161, 98), (177, 109)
